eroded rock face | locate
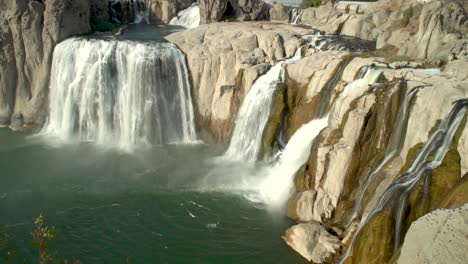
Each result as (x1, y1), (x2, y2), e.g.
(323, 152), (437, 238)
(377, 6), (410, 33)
(299, 0), (467, 62)
(398, 204), (468, 264)
(199, 0), (270, 24)
(167, 22), (311, 142)
(283, 223), (341, 263)
(150, 0), (193, 24)
(269, 3), (289, 23)
(0, 0), (91, 129)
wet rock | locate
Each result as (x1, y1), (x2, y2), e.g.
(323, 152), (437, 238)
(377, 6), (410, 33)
(269, 3), (289, 23)
(9, 112), (23, 130)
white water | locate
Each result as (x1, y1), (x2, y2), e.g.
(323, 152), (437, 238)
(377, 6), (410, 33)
(289, 8), (301, 25)
(169, 4), (200, 29)
(340, 100), (468, 262)
(109, 0), (152, 24)
(133, 0), (152, 24)
(224, 51), (303, 161)
(258, 117), (329, 208)
(42, 38), (196, 149)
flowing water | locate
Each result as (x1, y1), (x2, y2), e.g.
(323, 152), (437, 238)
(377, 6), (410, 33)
(224, 51), (303, 162)
(41, 37), (196, 149)
(169, 4), (200, 29)
(0, 130), (307, 263)
(341, 99), (468, 262)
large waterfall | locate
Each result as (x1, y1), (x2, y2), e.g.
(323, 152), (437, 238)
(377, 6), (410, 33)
(42, 38), (196, 148)
(169, 4), (200, 29)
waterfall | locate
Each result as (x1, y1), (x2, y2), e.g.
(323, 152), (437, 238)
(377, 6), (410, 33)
(289, 8), (301, 25)
(223, 51), (303, 161)
(347, 83), (419, 224)
(341, 99), (468, 262)
(110, 0), (152, 24)
(42, 37), (196, 149)
(259, 117), (329, 208)
(169, 4), (200, 29)
(133, 0), (152, 24)
(302, 34), (375, 52)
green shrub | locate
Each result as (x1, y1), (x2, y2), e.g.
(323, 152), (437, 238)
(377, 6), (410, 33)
(301, 0), (322, 8)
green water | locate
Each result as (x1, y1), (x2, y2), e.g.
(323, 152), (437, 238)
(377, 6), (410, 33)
(0, 129), (305, 263)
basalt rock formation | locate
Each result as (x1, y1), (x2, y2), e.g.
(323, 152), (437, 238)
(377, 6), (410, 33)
(295, 0), (467, 62)
(167, 22), (312, 142)
(199, 0), (270, 24)
(0, 0), (91, 130)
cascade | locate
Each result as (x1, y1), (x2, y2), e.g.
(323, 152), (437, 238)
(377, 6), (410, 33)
(289, 8), (301, 25)
(110, 0), (152, 24)
(341, 99), (468, 262)
(169, 3), (200, 29)
(42, 37), (196, 149)
(347, 83), (420, 224)
(256, 66), (384, 209)
(302, 34), (376, 52)
(133, 0), (152, 24)
(223, 51), (303, 161)
(259, 117), (329, 208)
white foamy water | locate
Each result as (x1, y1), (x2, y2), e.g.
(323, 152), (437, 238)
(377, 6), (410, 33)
(169, 4), (200, 29)
(42, 38), (196, 149)
(224, 51), (303, 161)
(258, 117), (329, 208)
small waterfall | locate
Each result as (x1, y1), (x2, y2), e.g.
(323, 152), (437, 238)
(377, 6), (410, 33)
(341, 99), (468, 262)
(224, 51), (303, 161)
(110, 0), (152, 24)
(259, 117), (329, 207)
(254, 66), (384, 208)
(133, 0), (152, 24)
(169, 4), (200, 29)
(347, 83), (419, 224)
(302, 34), (376, 52)
(42, 38), (196, 149)
(289, 8), (301, 25)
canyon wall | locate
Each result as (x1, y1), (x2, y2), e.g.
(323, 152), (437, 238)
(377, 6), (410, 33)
(0, 0), (91, 130)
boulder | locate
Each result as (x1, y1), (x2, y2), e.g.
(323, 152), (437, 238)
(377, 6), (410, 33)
(398, 205), (468, 264)
(283, 222), (341, 263)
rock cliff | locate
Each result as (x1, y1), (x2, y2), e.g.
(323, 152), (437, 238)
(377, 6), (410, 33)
(167, 22), (312, 142)
(0, 0), (91, 130)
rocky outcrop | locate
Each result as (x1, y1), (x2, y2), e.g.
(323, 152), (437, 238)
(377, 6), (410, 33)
(167, 22), (312, 142)
(0, 0), (91, 129)
(269, 3), (289, 23)
(199, 0), (270, 24)
(269, 32), (468, 261)
(283, 222), (341, 263)
(298, 0), (467, 62)
(398, 204), (468, 264)
(149, 0), (193, 24)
